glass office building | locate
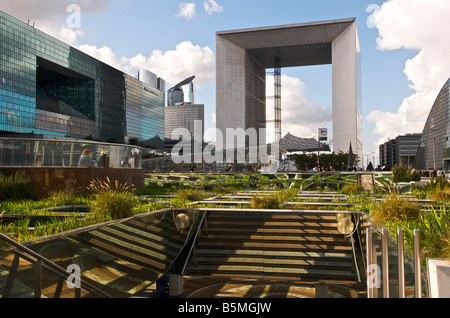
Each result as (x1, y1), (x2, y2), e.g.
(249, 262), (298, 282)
(0, 10), (165, 145)
(414, 78), (450, 170)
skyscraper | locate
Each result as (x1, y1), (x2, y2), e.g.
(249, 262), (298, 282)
(165, 76), (204, 143)
(0, 10), (165, 144)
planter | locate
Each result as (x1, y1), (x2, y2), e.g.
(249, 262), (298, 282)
(427, 258), (450, 298)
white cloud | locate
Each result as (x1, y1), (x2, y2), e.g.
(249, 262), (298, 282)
(176, 2), (196, 21)
(77, 44), (132, 73)
(130, 41), (215, 86)
(211, 113), (216, 124)
(78, 41), (215, 87)
(204, 0), (223, 15)
(266, 74), (332, 143)
(0, 0), (110, 45)
(367, 0), (450, 148)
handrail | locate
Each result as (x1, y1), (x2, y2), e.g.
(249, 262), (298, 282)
(181, 210), (208, 275)
(349, 212), (367, 283)
(165, 209), (208, 276)
(0, 232), (112, 298)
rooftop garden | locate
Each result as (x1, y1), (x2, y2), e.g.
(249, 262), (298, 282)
(0, 170), (449, 265)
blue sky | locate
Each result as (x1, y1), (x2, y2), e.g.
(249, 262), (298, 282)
(2, 0), (450, 164)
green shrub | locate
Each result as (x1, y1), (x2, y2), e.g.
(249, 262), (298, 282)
(425, 176), (449, 192)
(89, 178), (137, 220)
(45, 190), (90, 206)
(0, 171), (37, 201)
(385, 205), (450, 262)
(442, 233), (450, 260)
(371, 194), (421, 224)
(341, 183), (364, 195)
(432, 188), (450, 202)
(176, 188), (207, 202)
(90, 190), (137, 220)
(251, 195), (283, 209)
(392, 166), (421, 182)
(250, 189), (295, 209)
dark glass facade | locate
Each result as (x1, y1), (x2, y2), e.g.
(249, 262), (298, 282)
(414, 78), (450, 170)
(167, 87), (184, 106)
(0, 11), (164, 144)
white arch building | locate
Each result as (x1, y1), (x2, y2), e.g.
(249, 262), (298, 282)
(216, 18), (362, 160)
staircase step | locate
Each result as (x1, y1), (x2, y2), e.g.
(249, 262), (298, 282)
(189, 264), (355, 280)
(206, 227), (341, 236)
(200, 234), (348, 244)
(195, 248), (353, 260)
(188, 211), (362, 283)
(197, 241), (353, 252)
(193, 256), (354, 270)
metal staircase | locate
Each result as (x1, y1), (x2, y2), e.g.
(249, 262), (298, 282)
(186, 210), (367, 283)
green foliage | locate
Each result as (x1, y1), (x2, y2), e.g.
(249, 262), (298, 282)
(176, 188), (207, 202)
(89, 178), (138, 220)
(0, 215), (100, 243)
(136, 182), (185, 196)
(0, 171), (37, 201)
(371, 194), (421, 224)
(289, 151), (358, 171)
(421, 176), (450, 202)
(341, 183), (365, 195)
(90, 191), (137, 220)
(432, 188), (450, 202)
(46, 190), (90, 206)
(392, 166), (421, 182)
(384, 205), (450, 261)
(426, 176), (449, 191)
(250, 189), (295, 209)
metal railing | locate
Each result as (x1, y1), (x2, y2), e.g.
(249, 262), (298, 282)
(349, 212), (367, 283)
(165, 209), (208, 276)
(0, 232), (112, 298)
(366, 227), (424, 298)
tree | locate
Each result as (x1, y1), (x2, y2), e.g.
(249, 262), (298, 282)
(288, 151), (358, 171)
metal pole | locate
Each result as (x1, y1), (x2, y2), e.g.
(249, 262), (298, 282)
(35, 259), (42, 298)
(397, 228), (405, 298)
(317, 130), (320, 169)
(382, 228), (390, 298)
(414, 229), (422, 298)
(366, 227), (374, 298)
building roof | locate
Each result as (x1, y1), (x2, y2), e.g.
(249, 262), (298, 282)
(279, 132), (330, 153)
(216, 18), (356, 68)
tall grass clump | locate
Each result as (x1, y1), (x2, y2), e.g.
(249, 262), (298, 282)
(0, 171), (37, 201)
(423, 176), (450, 202)
(384, 205), (450, 262)
(250, 189), (295, 209)
(175, 188), (207, 202)
(88, 178), (138, 220)
(370, 194), (421, 225)
(45, 190), (90, 206)
(341, 183), (365, 195)
(392, 165), (421, 182)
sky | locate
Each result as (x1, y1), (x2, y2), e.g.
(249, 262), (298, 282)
(2, 0), (450, 165)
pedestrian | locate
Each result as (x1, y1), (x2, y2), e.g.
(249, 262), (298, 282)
(99, 151), (109, 168)
(78, 149), (92, 167)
